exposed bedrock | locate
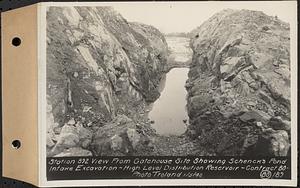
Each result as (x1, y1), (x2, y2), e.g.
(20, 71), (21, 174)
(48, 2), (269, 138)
(186, 9), (291, 156)
(46, 7), (168, 156)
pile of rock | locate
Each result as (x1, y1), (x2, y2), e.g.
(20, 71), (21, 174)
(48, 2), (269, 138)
(187, 9), (291, 156)
(47, 118), (93, 157)
(91, 115), (155, 156)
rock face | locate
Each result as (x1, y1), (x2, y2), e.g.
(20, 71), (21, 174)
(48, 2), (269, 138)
(187, 9), (290, 156)
(46, 7), (168, 156)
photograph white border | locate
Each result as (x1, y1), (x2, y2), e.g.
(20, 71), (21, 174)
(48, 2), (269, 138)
(38, 1), (297, 187)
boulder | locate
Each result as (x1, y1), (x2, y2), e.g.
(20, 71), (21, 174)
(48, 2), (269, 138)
(254, 129), (290, 156)
(268, 116), (291, 131)
(220, 57), (242, 75)
(115, 114), (133, 125)
(267, 82), (283, 100)
(47, 135), (55, 148)
(258, 90), (272, 104)
(188, 94), (212, 114)
(76, 124), (93, 148)
(51, 121), (93, 154)
(126, 128), (141, 149)
(60, 123), (77, 135)
(186, 129), (197, 140)
(239, 110), (271, 123)
(67, 118), (76, 125)
(54, 133), (80, 149)
(241, 71), (255, 84)
(110, 135), (123, 151)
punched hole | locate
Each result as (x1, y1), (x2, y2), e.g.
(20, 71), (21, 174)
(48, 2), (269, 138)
(12, 140), (21, 149)
(12, 37), (21, 46)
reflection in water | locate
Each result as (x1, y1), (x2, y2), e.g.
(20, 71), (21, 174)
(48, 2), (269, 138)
(148, 68), (189, 136)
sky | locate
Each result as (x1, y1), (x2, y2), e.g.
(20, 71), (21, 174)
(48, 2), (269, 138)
(112, 1), (296, 34)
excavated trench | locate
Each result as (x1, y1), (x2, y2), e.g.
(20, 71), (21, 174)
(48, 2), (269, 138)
(148, 36), (191, 136)
(145, 36), (203, 156)
(47, 8), (291, 157)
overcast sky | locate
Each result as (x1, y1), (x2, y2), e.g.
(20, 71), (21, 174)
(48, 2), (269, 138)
(113, 1), (296, 34)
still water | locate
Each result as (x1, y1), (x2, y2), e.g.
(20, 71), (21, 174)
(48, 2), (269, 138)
(148, 68), (189, 136)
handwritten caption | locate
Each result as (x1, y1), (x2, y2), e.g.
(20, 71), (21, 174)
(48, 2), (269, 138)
(47, 157), (290, 180)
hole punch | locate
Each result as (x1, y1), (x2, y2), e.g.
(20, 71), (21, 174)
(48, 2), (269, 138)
(12, 37), (21, 46)
(12, 140), (21, 149)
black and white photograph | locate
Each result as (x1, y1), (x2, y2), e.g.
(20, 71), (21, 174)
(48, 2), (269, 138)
(0, 1), (297, 187)
(46, 3), (292, 157)
(42, 1), (297, 185)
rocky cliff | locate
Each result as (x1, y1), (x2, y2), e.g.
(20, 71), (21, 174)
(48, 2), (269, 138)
(186, 9), (291, 156)
(46, 7), (168, 157)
